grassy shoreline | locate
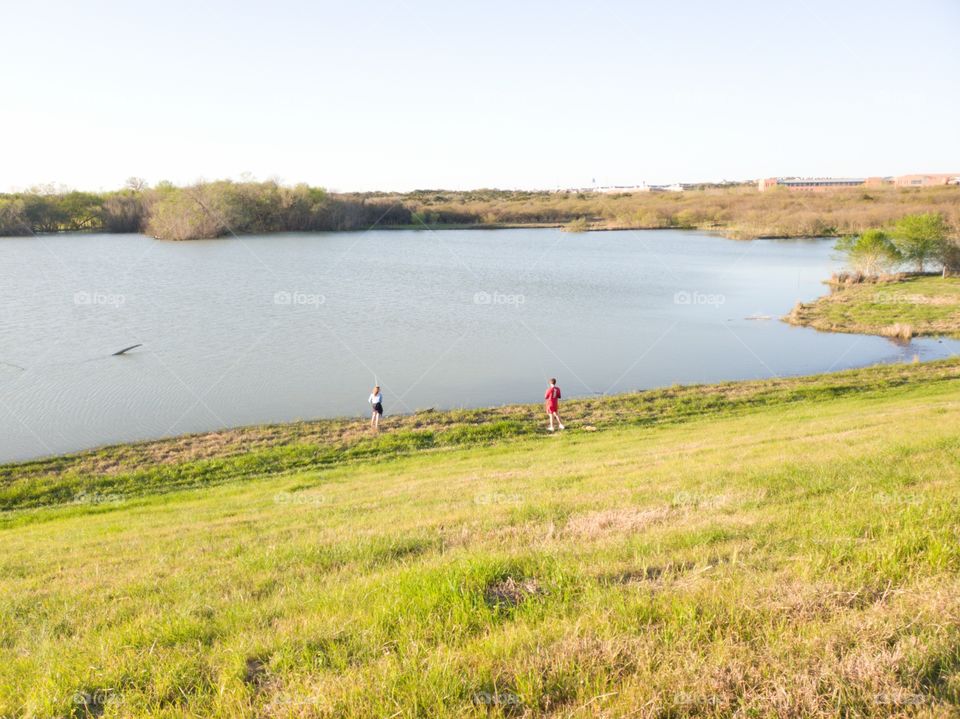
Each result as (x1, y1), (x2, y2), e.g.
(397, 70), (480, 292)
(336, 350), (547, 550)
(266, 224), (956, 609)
(3, 358), (959, 514)
(2, 357), (960, 716)
(786, 275), (960, 339)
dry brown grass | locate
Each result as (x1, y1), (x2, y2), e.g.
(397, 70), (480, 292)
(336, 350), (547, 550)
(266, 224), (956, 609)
(563, 507), (674, 538)
(390, 185), (960, 239)
(882, 323), (915, 340)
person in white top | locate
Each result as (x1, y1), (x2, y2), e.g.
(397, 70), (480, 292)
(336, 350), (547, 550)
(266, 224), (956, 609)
(368, 385), (383, 431)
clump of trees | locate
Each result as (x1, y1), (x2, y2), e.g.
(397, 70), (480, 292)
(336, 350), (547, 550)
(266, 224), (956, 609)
(0, 180), (411, 240)
(835, 229), (901, 276)
(890, 213), (951, 273)
(0, 190), (124, 235)
(147, 185), (226, 241)
(0, 198), (28, 236)
(837, 212), (958, 277)
(144, 180), (414, 239)
(102, 190), (148, 233)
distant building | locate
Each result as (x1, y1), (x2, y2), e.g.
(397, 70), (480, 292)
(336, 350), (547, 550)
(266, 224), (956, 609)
(894, 173), (960, 187)
(573, 174), (959, 194)
(593, 184), (649, 194)
(758, 177), (867, 192)
(759, 174), (959, 192)
(589, 182), (689, 193)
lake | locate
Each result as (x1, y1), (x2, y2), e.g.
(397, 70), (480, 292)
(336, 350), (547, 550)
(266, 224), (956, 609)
(1, 228), (957, 462)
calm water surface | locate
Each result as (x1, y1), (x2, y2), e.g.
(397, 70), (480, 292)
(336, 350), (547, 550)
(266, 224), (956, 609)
(1, 228), (957, 462)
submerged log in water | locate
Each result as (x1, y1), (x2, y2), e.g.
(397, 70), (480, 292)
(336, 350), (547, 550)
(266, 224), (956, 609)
(112, 344), (143, 356)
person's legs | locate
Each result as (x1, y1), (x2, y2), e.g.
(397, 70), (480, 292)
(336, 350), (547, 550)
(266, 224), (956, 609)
(547, 408), (555, 431)
(554, 412), (564, 430)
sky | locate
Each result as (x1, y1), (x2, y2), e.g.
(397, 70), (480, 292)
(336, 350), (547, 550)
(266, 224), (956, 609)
(3, 0), (959, 192)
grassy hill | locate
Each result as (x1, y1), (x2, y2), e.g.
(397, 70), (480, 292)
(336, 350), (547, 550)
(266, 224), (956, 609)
(2, 359), (960, 717)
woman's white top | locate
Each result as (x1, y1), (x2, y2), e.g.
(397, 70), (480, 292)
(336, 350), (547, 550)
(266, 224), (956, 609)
(368, 393), (382, 404)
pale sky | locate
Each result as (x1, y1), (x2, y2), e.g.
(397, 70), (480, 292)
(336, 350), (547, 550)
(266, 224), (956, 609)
(3, 0), (958, 192)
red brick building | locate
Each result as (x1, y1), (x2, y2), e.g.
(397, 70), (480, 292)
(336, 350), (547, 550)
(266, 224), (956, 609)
(894, 173), (960, 187)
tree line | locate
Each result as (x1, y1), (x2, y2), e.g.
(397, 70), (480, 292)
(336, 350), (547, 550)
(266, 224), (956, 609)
(0, 180), (413, 240)
(836, 213), (959, 277)
(1, 180), (958, 242)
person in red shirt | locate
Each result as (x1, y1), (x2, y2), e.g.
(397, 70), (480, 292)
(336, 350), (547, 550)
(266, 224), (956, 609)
(544, 378), (564, 432)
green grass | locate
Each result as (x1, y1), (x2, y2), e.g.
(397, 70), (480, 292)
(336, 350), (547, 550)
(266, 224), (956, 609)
(4, 359), (960, 515)
(787, 275), (960, 338)
(2, 360), (960, 717)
